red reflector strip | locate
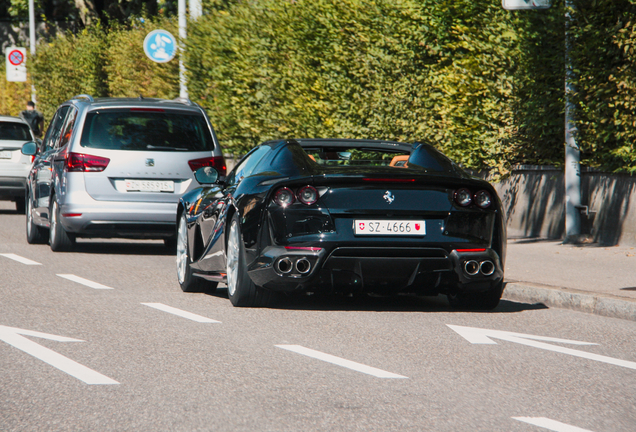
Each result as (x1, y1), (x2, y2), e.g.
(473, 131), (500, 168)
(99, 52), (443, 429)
(363, 178), (415, 183)
(62, 213), (82, 217)
(284, 246), (322, 252)
(455, 248), (487, 253)
(129, 108), (165, 112)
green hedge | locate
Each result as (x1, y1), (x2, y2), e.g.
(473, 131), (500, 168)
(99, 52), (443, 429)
(0, 62), (32, 117)
(25, 1), (636, 174)
(30, 17), (179, 124)
(186, 0), (568, 174)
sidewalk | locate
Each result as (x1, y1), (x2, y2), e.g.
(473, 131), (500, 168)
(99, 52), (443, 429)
(503, 239), (636, 321)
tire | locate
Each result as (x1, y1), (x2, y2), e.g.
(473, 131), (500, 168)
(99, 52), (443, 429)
(226, 213), (271, 307)
(447, 281), (503, 311)
(15, 197), (26, 214)
(49, 198), (75, 252)
(176, 212), (217, 293)
(25, 192), (47, 244)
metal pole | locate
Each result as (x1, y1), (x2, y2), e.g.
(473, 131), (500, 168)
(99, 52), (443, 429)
(28, 0), (36, 103)
(178, 0), (188, 99)
(564, 0), (581, 241)
(189, 0), (202, 20)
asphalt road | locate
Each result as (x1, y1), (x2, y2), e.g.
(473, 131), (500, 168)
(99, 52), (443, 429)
(1, 202), (635, 431)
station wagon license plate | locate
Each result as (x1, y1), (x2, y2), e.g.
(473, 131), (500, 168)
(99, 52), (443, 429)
(0, 150), (12, 159)
(124, 180), (174, 193)
(354, 220), (426, 236)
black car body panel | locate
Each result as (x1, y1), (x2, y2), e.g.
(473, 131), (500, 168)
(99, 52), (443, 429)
(178, 139), (506, 301)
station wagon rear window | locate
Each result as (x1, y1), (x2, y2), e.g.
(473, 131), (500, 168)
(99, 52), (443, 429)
(79, 109), (214, 151)
(0, 122), (31, 141)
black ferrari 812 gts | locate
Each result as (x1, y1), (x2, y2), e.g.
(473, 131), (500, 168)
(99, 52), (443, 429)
(176, 139), (506, 309)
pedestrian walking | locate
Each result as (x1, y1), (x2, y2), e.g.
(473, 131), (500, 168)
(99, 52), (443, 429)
(19, 101), (44, 138)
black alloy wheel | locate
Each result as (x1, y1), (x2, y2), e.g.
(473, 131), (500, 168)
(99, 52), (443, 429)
(49, 197), (75, 252)
(176, 212), (217, 293)
(226, 213), (271, 307)
(25, 192), (47, 244)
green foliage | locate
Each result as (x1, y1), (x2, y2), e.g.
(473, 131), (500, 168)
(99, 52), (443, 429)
(24, 0), (636, 174)
(186, 0), (566, 173)
(569, 0), (636, 173)
(32, 24), (107, 122)
(0, 62), (32, 117)
(30, 17), (179, 122)
(105, 18), (179, 98)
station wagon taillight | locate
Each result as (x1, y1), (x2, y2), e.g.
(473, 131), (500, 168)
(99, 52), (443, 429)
(188, 156), (227, 177)
(65, 153), (110, 172)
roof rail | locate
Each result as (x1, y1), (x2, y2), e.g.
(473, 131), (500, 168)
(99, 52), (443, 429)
(72, 94), (94, 102)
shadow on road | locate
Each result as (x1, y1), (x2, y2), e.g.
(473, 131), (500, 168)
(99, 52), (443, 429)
(207, 287), (548, 313)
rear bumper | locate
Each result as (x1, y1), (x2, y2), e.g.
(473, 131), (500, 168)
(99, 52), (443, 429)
(58, 200), (177, 238)
(0, 177), (26, 199)
(247, 245), (503, 295)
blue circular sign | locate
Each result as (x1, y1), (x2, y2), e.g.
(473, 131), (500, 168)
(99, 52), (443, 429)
(143, 30), (177, 63)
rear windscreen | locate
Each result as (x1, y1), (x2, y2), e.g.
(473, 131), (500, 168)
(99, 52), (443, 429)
(0, 122), (31, 141)
(80, 110), (214, 151)
(303, 148), (410, 167)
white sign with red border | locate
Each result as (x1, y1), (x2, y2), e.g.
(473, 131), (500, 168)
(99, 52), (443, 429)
(5, 47), (27, 82)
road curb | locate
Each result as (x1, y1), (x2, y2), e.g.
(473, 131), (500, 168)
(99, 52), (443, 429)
(503, 282), (636, 322)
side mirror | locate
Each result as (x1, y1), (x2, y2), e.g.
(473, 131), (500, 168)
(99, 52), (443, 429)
(21, 141), (38, 156)
(194, 166), (220, 185)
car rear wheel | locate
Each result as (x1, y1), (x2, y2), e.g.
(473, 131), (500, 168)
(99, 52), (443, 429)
(226, 213), (271, 307)
(26, 192), (47, 244)
(176, 212), (217, 293)
(49, 198), (75, 252)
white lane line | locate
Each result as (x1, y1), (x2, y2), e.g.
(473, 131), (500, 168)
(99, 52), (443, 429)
(141, 303), (221, 323)
(56, 274), (113, 290)
(0, 253), (42, 265)
(276, 345), (407, 379)
(0, 325), (118, 385)
(513, 417), (596, 432)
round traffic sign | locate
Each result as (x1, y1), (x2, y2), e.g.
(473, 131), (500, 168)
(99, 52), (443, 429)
(143, 30), (177, 63)
(8, 50), (24, 66)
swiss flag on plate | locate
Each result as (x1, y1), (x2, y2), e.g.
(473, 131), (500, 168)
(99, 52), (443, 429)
(359, 222), (365, 231)
(415, 223), (421, 231)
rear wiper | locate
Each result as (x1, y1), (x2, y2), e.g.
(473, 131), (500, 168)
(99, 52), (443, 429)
(146, 145), (188, 151)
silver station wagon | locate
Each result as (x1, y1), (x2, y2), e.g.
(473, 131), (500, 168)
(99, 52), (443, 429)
(21, 95), (226, 252)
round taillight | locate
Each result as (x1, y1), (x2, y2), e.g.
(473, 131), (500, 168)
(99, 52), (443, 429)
(454, 188), (473, 207)
(474, 190), (492, 209)
(297, 185), (318, 205)
(274, 187), (295, 207)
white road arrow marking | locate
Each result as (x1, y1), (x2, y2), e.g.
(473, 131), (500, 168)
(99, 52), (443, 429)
(513, 416), (596, 432)
(448, 324), (636, 370)
(0, 253), (41, 265)
(0, 325), (118, 385)
(276, 345), (408, 379)
(57, 274), (113, 289)
(142, 303), (220, 323)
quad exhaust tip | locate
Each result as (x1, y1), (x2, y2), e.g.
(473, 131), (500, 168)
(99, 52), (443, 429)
(276, 257), (293, 274)
(464, 260), (480, 276)
(480, 260), (495, 276)
(295, 258), (311, 274)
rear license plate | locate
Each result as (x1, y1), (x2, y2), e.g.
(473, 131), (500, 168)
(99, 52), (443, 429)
(354, 220), (426, 236)
(124, 180), (174, 193)
(0, 150), (12, 159)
